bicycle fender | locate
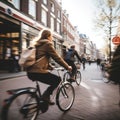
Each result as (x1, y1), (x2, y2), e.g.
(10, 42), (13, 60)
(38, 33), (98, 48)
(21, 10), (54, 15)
(7, 87), (36, 95)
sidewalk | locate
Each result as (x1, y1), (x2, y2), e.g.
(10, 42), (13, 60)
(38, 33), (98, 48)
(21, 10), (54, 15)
(0, 71), (26, 80)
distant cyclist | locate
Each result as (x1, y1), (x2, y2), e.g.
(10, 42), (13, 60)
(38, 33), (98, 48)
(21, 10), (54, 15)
(64, 45), (82, 82)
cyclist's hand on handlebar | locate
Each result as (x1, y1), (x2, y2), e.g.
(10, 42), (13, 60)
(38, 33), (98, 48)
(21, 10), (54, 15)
(68, 66), (72, 72)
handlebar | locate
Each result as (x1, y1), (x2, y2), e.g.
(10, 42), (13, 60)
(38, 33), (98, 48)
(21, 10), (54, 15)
(54, 67), (64, 71)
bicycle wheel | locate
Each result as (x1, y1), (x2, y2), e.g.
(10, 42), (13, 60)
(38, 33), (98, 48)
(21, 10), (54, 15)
(102, 71), (110, 83)
(56, 82), (75, 112)
(75, 71), (81, 86)
(2, 91), (39, 120)
(63, 71), (70, 82)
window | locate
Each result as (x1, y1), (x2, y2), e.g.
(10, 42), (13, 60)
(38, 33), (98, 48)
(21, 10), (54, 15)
(50, 2), (55, 13)
(43, 0), (47, 5)
(41, 9), (47, 26)
(57, 9), (61, 18)
(51, 17), (55, 31)
(28, 0), (36, 19)
(57, 21), (60, 34)
(13, 0), (20, 9)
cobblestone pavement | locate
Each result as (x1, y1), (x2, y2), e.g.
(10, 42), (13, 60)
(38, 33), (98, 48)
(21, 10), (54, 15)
(0, 63), (120, 120)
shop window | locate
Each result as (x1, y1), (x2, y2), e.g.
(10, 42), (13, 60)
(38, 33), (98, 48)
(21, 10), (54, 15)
(0, 32), (20, 60)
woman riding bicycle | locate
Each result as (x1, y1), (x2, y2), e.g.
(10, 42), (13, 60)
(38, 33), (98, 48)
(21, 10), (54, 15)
(27, 29), (72, 105)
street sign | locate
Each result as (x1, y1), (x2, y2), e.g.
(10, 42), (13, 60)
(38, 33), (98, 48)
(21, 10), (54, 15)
(112, 36), (120, 45)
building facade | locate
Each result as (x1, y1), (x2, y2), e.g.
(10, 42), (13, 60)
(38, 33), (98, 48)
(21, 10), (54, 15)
(0, 0), (98, 72)
(0, 0), (64, 71)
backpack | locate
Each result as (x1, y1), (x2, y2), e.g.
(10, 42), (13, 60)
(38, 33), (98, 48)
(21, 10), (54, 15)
(65, 50), (75, 61)
(18, 47), (36, 68)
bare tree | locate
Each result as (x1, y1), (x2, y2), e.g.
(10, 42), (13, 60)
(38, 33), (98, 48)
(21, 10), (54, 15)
(93, 0), (120, 61)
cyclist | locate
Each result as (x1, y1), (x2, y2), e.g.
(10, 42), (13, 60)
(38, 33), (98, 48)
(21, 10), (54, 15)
(64, 45), (82, 82)
(27, 29), (72, 105)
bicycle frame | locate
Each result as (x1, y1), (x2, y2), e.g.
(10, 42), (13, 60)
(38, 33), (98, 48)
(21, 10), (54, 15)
(50, 67), (67, 100)
(1, 67), (75, 120)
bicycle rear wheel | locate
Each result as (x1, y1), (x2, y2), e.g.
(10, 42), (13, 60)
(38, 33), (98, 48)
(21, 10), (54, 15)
(75, 71), (81, 86)
(56, 82), (75, 112)
(63, 71), (70, 82)
(2, 91), (39, 120)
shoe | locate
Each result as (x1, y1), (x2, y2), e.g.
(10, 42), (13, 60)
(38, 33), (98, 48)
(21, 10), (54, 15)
(48, 99), (55, 105)
(42, 97), (55, 105)
(42, 91), (55, 105)
(39, 100), (49, 113)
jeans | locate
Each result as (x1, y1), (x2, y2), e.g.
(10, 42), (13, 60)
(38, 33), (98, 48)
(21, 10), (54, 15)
(65, 60), (77, 78)
(27, 72), (61, 95)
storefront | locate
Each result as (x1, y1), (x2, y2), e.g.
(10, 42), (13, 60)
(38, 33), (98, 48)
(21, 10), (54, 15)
(0, 1), (63, 72)
(0, 12), (21, 72)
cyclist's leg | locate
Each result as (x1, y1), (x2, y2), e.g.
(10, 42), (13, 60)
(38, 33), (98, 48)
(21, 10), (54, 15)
(27, 72), (61, 104)
(69, 62), (77, 81)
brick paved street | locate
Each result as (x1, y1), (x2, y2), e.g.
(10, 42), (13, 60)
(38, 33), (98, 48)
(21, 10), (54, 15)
(0, 63), (120, 120)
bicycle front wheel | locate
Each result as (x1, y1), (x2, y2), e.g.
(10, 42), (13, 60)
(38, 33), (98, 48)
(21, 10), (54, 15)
(56, 82), (75, 112)
(2, 91), (39, 120)
(75, 71), (82, 86)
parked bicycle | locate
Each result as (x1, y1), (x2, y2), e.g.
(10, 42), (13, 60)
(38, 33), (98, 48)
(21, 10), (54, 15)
(101, 61), (110, 83)
(63, 63), (82, 86)
(1, 67), (75, 120)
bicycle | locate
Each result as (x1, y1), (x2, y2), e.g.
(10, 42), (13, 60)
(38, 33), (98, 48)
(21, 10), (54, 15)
(63, 63), (82, 86)
(101, 62), (111, 83)
(1, 67), (75, 120)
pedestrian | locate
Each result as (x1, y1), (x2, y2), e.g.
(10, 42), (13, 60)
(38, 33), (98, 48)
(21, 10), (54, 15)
(108, 44), (120, 84)
(64, 45), (82, 82)
(81, 54), (87, 70)
(96, 58), (101, 67)
(9, 51), (19, 72)
(26, 29), (72, 105)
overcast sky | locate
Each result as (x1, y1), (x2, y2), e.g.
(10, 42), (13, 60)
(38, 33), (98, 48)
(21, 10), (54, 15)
(62, 0), (104, 49)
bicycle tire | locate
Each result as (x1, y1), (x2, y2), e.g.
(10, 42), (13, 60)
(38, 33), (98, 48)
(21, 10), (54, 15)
(56, 82), (75, 112)
(63, 71), (70, 82)
(75, 71), (81, 86)
(1, 91), (39, 120)
(102, 71), (110, 83)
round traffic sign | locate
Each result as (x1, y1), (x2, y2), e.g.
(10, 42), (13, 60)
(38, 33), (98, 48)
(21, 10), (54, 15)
(112, 36), (120, 45)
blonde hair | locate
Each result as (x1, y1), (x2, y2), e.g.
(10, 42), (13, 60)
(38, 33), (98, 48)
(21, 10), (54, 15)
(31, 29), (52, 46)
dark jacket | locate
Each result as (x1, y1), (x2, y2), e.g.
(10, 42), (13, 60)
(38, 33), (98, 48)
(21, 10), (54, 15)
(65, 48), (82, 62)
(27, 39), (69, 73)
(108, 44), (120, 83)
